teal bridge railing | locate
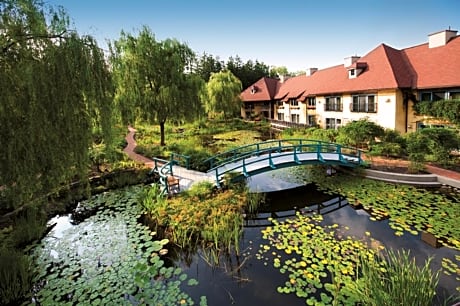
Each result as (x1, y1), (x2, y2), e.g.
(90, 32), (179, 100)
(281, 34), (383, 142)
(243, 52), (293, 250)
(150, 153), (191, 195)
(203, 139), (364, 186)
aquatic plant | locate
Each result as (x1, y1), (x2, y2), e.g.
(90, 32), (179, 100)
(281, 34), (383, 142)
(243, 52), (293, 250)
(257, 212), (444, 305)
(353, 249), (439, 306)
(32, 186), (203, 305)
(257, 212), (380, 305)
(143, 181), (263, 264)
(0, 248), (35, 305)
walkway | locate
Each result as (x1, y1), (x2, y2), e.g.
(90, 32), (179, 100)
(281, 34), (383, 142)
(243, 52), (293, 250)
(123, 126), (214, 191)
(368, 156), (460, 181)
(124, 126), (460, 190)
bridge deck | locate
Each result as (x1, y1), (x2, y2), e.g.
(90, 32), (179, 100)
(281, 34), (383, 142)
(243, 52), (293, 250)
(212, 151), (360, 181)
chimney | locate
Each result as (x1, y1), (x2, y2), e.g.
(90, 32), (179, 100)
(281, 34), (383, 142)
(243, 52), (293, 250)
(306, 68), (318, 76)
(428, 29), (458, 48)
(344, 56), (360, 67)
(279, 75), (290, 83)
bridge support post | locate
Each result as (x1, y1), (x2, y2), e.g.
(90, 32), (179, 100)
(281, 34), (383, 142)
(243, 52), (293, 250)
(243, 159), (248, 177)
(215, 168), (220, 188)
(269, 151), (276, 169)
(294, 147), (301, 164)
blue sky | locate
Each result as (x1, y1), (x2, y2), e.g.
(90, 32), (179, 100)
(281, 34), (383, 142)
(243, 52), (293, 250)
(47, 0), (459, 72)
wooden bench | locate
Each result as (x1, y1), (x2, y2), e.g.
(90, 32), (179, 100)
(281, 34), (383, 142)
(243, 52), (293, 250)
(167, 175), (180, 192)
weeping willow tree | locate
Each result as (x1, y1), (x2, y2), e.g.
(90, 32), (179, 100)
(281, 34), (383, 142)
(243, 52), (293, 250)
(110, 26), (204, 146)
(0, 0), (114, 212)
(204, 70), (242, 119)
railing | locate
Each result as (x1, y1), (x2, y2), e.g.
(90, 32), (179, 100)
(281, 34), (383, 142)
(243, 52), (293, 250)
(150, 153), (190, 195)
(268, 119), (314, 130)
(171, 152), (190, 169)
(203, 139), (363, 186)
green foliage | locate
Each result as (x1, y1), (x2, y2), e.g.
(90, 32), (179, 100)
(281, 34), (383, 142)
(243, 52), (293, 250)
(414, 100), (460, 125)
(204, 70), (242, 119)
(369, 129), (406, 157)
(257, 213), (377, 305)
(11, 206), (47, 249)
(405, 131), (429, 170)
(110, 26), (204, 146)
(419, 128), (460, 164)
(309, 168), (460, 249)
(280, 127), (338, 143)
(145, 181), (246, 259)
(0, 248), (35, 305)
(194, 52), (224, 82)
(33, 185), (202, 305)
(354, 249), (439, 306)
(0, 0), (114, 210)
(336, 118), (385, 148)
(225, 55), (270, 90)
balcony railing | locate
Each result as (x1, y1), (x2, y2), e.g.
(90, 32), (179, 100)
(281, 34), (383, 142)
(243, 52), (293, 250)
(268, 119), (315, 130)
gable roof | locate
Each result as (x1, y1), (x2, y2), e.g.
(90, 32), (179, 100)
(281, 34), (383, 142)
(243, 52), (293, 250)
(241, 31), (460, 102)
(240, 77), (280, 102)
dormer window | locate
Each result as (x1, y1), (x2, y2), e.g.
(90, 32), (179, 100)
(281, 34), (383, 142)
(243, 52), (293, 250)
(347, 62), (367, 79)
(250, 86), (257, 94)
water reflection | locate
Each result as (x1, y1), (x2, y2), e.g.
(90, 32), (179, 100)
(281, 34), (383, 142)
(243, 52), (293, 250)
(180, 174), (459, 305)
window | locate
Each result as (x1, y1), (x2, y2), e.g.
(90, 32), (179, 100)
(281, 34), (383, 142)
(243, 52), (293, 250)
(307, 97), (316, 109)
(291, 114), (300, 123)
(449, 91), (460, 99)
(307, 115), (316, 126)
(325, 118), (341, 130)
(351, 94), (377, 113)
(276, 101), (284, 108)
(325, 96), (342, 111)
(290, 99), (299, 107)
(277, 112), (283, 121)
(420, 91), (449, 101)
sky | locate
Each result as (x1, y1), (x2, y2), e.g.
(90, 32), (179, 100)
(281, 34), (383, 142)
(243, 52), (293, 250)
(46, 0), (460, 72)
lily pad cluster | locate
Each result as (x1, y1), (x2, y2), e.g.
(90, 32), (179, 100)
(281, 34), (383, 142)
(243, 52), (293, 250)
(301, 165), (460, 292)
(32, 185), (204, 305)
(310, 169), (460, 247)
(257, 213), (383, 305)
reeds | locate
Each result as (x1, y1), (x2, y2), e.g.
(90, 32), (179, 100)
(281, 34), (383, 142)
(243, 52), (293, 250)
(354, 249), (440, 306)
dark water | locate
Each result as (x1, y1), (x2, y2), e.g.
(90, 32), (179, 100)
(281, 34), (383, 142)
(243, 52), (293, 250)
(39, 169), (459, 305)
(175, 183), (459, 305)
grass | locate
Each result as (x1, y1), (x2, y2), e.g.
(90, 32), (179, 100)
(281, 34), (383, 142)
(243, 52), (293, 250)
(133, 119), (271, 171)
(354, 249), (440, 306)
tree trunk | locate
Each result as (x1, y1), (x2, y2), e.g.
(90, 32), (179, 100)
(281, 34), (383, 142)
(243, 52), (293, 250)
(160, 121), (166, 146)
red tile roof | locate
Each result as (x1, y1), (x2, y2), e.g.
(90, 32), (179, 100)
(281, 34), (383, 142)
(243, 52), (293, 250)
(402, 36), (460, 89)
(240, 77), (280, 102)
(242, 32), (460, 101)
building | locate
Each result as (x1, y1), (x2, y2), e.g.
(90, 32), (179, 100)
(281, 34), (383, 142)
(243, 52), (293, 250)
(240, 29), (460, 133)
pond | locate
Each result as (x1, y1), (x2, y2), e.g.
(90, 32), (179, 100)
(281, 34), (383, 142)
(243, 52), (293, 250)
(32, 169), (459, 305)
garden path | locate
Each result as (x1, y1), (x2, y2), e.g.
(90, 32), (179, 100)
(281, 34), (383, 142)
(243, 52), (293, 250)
(124, 126), (460, 188)
(123, 126), (214, 191)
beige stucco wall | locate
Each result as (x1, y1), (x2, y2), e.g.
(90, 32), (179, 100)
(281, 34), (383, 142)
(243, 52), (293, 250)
(314, 90), (401, 130)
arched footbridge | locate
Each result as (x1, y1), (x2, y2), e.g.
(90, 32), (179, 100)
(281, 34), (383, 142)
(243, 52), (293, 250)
(151, 139), (365, 194)
(203, 139), (364, 185)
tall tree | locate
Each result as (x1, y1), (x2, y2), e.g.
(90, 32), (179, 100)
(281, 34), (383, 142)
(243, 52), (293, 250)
(0, 0), (113, 211)
(226, 56), (269, 89)
(110, 26), (203, 146)
(204, 70), (242, 119)
(194, 52), (223, 82)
